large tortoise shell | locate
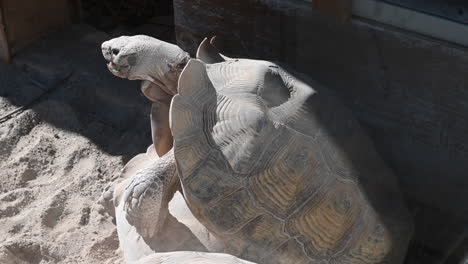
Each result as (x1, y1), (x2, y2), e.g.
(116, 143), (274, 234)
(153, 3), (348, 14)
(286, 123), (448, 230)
(169, 39), (412, 264)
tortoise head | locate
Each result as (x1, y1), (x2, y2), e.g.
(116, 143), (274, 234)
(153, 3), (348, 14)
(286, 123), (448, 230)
(101, 35), (190, 95)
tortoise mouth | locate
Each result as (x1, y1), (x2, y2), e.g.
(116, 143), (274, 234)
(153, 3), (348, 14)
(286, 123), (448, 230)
(107, 61), (130, 78)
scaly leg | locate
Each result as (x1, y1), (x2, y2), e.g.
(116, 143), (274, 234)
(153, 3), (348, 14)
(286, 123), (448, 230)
(117, 149), (207, 263)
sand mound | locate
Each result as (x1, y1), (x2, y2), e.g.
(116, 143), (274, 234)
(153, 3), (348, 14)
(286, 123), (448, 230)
(0, 103), (124, 263)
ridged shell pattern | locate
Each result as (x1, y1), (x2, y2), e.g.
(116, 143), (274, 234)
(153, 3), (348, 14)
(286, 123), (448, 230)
(170, 55), (409, 264)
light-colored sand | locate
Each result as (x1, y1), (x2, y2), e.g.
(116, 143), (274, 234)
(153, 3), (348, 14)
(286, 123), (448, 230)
(0, 105), (124, 263)
(0, 25), (155, 263)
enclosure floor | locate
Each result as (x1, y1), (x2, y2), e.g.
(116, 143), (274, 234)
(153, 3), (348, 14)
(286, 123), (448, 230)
(0, 24), (155, 263)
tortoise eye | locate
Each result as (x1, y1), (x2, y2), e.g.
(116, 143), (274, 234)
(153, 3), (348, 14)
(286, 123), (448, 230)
(112, 48), (120, 56)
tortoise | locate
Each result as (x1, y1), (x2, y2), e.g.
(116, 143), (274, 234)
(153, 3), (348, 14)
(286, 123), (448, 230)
(101, 35), (413, 263)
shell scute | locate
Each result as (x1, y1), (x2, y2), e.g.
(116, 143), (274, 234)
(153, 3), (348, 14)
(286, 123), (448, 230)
(173, 134), (210, 180)
(182, 150), (239, 205)
(211, 94), (273, 174)
(272, 239), (312, 264)
(205, 188), (262, 234)
(207, 60), (267, 95)
(247, 134), (332, 219)
(234, 214), (289, 260)
(285, 181), (366, 259)
(221, 214), (289, 263)
(331, 217), (392, 264)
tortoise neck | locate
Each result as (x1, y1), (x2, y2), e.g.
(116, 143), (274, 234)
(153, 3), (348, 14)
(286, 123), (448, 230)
(150, 51), (191, 96)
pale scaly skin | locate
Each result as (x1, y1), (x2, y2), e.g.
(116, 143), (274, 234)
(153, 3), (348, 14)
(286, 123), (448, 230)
(102, 35), (189, 156)
(99, 146), (211, 263)
(99, 36), (220, 263)
(115, 149), (208, 263)
(141, 81), (173, 156)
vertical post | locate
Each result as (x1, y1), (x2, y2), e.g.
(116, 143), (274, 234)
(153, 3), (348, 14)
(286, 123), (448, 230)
(0, 0), (11, 63)
(313, 0), (352, 21)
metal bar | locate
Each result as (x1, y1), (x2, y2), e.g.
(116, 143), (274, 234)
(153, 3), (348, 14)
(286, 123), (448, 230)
(352, 0), (468, 47)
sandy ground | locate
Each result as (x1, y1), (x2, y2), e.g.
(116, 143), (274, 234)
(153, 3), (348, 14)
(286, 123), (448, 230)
(0, 107), (124, 263)
(0, 25), (159, 263)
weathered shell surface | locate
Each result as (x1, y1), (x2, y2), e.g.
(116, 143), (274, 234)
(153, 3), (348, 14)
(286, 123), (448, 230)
(170, 40), (412, 264)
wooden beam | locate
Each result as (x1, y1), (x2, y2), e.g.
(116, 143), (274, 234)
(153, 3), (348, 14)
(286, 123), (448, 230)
(313, 0), (352, 21)
(1, 0), (73, 54)
(0, 0), (11, 63)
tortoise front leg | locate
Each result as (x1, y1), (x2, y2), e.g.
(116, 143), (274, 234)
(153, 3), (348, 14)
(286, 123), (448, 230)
(99, 145), (157, 220)
(122, 150), (178, 237)
(141, 80), (174, 157)
(151, 102), (173, 157)
(119, 149), (207, 262)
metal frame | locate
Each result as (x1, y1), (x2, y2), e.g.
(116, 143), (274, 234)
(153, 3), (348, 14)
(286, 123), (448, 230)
(352, 0), (468, 47)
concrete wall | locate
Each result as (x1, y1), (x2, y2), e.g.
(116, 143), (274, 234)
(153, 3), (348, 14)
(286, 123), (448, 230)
(174, 0), (468, 262)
